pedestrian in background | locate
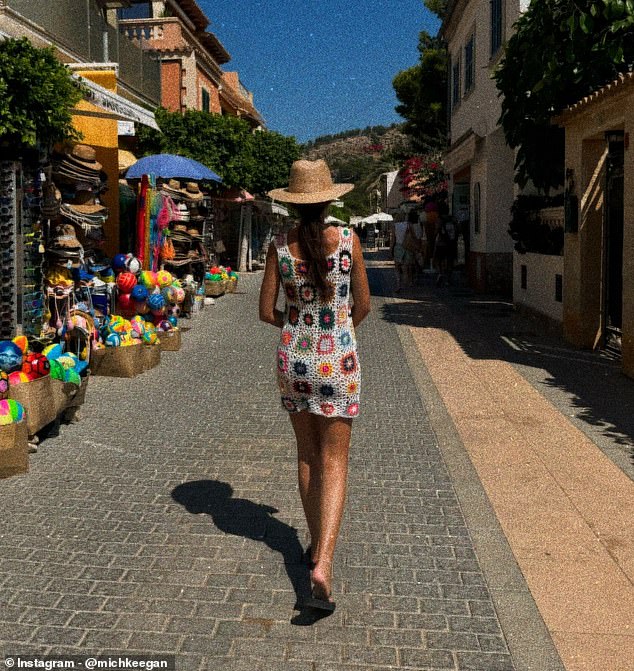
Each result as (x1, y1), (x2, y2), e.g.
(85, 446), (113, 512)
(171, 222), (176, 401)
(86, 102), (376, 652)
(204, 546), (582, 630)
(259, 159), (371, 614)
(390, 209), (422, 292)
(434, 209), (457, 286)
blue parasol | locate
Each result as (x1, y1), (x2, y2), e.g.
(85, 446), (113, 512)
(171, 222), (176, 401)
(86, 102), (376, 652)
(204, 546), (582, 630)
(126, 154), (222, 182)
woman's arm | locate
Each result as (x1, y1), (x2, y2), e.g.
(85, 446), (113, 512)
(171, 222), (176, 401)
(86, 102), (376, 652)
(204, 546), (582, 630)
(258, 242), (284, 328)
(350, 231), (371, 328)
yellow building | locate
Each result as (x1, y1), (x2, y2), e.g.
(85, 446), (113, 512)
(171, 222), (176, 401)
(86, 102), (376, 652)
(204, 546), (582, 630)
(556, 72), (634, 377)
(0, 0), (160, 255)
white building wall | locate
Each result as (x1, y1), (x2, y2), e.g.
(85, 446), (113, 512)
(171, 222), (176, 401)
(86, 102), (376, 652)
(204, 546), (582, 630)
(446, 0), (521, 258)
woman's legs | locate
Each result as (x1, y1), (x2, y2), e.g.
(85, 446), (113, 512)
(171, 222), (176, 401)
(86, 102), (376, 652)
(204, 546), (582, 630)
(290, 412), (353, 602)
(289, 412), (321, 557)
(311, 416), (352, 601)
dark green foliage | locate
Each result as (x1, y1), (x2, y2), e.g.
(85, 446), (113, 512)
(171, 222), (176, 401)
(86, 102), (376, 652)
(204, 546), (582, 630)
(0, 38), (83, 148)
(424, 0), (448, 19)
(509, 195), (565, 255)
(495, 0), (634, 193)
(393, 31), (448, 151)
(136, 108), (300, 194)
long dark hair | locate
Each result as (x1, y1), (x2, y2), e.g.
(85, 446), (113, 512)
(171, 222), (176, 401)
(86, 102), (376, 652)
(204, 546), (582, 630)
(296, 203), (332, 294)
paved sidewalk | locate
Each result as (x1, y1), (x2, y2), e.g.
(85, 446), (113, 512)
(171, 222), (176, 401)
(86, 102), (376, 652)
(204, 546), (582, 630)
(373, 252), (634, 671)
(0, 267), (558, 670)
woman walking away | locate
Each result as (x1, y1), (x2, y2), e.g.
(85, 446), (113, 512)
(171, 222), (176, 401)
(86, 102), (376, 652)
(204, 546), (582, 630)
(259, 159), (371, 613)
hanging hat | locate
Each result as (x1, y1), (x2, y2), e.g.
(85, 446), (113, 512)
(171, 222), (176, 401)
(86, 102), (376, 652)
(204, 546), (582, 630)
(162, 179), (184, 198)
(66, 144), (103, 172)
(49, 223), (83, 250)
(41, 183), (62, 219)
(183, 182), (203, 201)
(268, 159), (353, 204)
(66, 203), (108, 216)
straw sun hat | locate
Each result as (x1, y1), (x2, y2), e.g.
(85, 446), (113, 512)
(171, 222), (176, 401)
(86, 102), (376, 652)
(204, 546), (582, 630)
(268, 159), (353, 204)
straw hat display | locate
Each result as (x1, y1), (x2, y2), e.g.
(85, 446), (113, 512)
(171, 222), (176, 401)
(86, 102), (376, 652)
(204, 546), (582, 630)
(161, 179), (204, 201)
(53, 145), (103, 186)
(182, 182), (203, 201)
(268, 159), (354, 204)
(47, 223), (84, 268)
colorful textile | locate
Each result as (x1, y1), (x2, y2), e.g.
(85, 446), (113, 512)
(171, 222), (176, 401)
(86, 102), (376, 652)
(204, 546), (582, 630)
(274, 227), (360, 418)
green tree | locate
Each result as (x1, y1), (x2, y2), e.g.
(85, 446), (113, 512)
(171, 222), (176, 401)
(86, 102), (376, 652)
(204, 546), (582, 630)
(0, 38), (83, 148)
(494, 0), (634, 192)
(249, 130), (301, 195)
(393, 31), (447, 151)
(424, 0), (448, 19)
(136, 108), (300, 194)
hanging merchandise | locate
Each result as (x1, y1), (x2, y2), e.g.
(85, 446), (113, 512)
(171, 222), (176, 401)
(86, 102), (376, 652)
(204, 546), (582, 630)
(0, 162), (18, 340)
(136, 174), (149, 267)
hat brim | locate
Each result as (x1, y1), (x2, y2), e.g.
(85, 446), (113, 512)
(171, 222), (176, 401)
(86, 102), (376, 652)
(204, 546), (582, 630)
(267, 183), (353, 204)
(182, 191), (203, 201)
(68, 204), (108, 215)
(66, 154), (103, 173)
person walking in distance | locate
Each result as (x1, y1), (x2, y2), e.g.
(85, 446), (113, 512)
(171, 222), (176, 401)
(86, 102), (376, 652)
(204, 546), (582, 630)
(390, 209), (422, 292)
(259, 159), (371, 613)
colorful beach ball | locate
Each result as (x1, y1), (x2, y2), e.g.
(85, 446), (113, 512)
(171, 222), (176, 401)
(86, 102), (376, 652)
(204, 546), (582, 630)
(12, 335), (28, 354)
(8, 371), (30, 385)
(42, 343), (64, 361)
(142, 330), (158, 345)
(113, 253), (127, 272)
(173, 287), (185, 304)
(22, 353), (50, 378)
(105, 333), (122, 347)
(0, 341), (24, 374)
(0, 399), (24, 425)
(0, 371), (8, 398)
(49, 360), (65, 381)
(64, 369), (81, 386)
(131, 285), (148, 302)
(147, 293), (165, 312)
(130, 316), (146, 336)
(140, 271), (157, 289)
(156, 270), (173, 288)
(116, 272), (137, 293)
(125, 254), (142, 275)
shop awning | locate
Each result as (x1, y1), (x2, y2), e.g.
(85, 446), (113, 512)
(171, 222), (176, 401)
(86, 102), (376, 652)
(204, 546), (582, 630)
(73, 75), (160, 130)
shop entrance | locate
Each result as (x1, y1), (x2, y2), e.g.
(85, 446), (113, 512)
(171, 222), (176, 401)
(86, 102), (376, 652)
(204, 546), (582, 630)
(604, 131), (624, 352)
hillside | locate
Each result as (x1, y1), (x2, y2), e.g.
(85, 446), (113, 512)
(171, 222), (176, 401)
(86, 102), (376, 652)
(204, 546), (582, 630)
(302, 125), (413, 217)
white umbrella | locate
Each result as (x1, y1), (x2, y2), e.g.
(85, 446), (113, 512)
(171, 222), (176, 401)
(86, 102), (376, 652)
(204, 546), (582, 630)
(372, 212), (394, 223)
(325, 215), (346, 225)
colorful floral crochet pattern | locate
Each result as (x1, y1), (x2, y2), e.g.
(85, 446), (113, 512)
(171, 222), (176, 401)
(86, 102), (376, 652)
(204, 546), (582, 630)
(274, 227), (360, 418)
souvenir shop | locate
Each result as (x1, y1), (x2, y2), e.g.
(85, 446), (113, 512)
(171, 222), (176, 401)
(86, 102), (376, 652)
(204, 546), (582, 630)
(0, 144), (240, 476)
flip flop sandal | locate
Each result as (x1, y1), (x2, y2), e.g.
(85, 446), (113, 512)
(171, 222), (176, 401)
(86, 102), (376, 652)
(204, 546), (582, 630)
(302, 592), (336, 613)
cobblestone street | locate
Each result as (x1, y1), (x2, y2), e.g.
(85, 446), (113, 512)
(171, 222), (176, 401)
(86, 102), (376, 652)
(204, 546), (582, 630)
(0, 263), (561, 670)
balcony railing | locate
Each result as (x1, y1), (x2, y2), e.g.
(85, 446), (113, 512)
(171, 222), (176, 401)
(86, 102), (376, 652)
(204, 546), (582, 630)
(3, 0), (160, 106)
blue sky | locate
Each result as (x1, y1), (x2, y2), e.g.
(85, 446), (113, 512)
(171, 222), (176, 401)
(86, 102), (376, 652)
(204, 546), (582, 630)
(199, 1), (441, 143)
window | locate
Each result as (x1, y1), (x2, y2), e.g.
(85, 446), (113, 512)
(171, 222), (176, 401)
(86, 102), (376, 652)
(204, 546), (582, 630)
(452, 57), (461, 107)
(464, 33), (475, 93)
(201, 88), (210, 113)
(117, 2), (152, 20)
(490, 0), (503, 56)
(473, 182), (481, 233)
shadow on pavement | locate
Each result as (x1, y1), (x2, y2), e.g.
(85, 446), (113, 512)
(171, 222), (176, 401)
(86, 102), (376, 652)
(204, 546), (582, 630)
(365, 250), (634, 467)
(171, 480), (314, 618)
